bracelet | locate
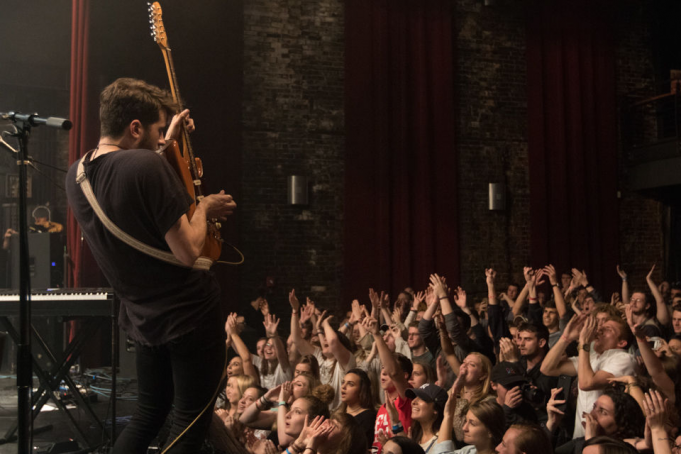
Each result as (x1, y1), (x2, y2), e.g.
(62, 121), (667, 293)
(552, 283), (559, 287)
(278, 401), (288, 407)
(529, 297), (537, 301)
(267, 334), (277, 339)
(304, 449), (317, 454)
(286, 448), (293, 454)
(439, 296), (449, 301)
(489, 295), (495, 299)
(290, 443), (305, 453)
(392, 423), (404, 433)
(292, 310), (299, 315)
(410, 309), (417, 312)
(622, 277), (628, 282)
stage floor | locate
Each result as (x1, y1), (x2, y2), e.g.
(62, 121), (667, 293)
(0, 376), (138, 453)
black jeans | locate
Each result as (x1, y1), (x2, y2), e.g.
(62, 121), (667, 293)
(112, 328), (225, 454)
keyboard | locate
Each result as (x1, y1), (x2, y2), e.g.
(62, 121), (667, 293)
(0, 288), (114, 316)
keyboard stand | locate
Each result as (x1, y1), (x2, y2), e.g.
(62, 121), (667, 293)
(0, 295), (117, 450)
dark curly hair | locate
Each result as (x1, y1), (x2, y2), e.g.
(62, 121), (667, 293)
(603, 385), (645, 439)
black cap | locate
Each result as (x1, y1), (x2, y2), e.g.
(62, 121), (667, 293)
(490, 361), (528, 388)
(406, 383), (448, 413)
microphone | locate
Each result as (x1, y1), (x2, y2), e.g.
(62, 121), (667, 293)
(0, 111), (72, 130)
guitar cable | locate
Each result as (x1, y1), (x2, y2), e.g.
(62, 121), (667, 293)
(160, 343), (228, 454)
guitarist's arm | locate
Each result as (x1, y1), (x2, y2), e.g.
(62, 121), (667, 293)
(165, 194), (235, 266)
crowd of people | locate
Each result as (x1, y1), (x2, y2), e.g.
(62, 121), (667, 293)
(210, 266), (681, 454)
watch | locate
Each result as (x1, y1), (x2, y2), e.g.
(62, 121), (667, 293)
(581, 343), (591, 353)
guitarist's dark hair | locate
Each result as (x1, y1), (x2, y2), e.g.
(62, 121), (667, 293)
(99, 78), (178, 138)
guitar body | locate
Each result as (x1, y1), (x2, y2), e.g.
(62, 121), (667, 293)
(150, 2), (222, 264)
(160, 140), (222, 262)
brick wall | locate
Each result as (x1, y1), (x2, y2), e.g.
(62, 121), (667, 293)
(241, 0), (346, 315)
(614, 3), (665, 292)
(455, 0), (531, 296)
(239, 0), (665, 312)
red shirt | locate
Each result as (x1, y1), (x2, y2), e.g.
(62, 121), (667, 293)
(372, 396), (412, 454)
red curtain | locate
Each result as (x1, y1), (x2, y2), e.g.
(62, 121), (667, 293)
(527, 0), (619, 293)
(344, 0), (458, 302)
(67, 0), (100, 288)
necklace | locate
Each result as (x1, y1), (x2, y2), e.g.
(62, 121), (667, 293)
(92, 142), (123, 160)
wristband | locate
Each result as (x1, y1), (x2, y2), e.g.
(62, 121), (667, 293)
(560, 334), (570, 343)
(392, 423), (404, 433)
(267, 333), (277, 339)
(489, 295), (495, 299)
(286, 448), (293, 454)
(292, 310), (299, 315)
(622, 277), (627, 282)
(439, 296), (449, 301)
(278, 401), (288, 407)
(529, 297), (537, 301)
(410, 309), (417, 312)
(552, 283), (559, 287)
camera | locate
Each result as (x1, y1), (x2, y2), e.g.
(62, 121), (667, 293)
(520, 383), (544, 405)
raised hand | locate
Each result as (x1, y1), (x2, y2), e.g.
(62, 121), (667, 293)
(523, 266), (533, 283)
(308, 421), (334, 449)
(384, 390), (400, 427)
(315, 310), (328, 332)
(279, 380), (293, 402)
(412, 291), (425, 311)
(429, 274), (448, 298)
(544, 264), (558, 286)
(264, 384), (283, 402)
(624, 304), (644, 339)
(616, 265), (627, 280)
(369, 288), (380, 309)
(546, 388), (566, 431)
(362, 316), (379, 335)
(646, 264), (657, 283)
(392, 306), (403, 323)
(425, 287), (437, 307)
(583, 411), (599, 440)
(485, 268), (496, 285)
(224, 312), (238, 337)
(499, 337), (519, 362)
(578, 315), (598, 346)
(289, 289), (301, 311)
(563, 313), (587, 342)
(643, 390), (669, 430)
(443, 384), (458, 418)
(259, 298), (270, 317)
(381, 292), (390, 309)
(263, 313), (280, 338)
(504, 386), (523, 409)
(533, 269), (546, 287)
(300, 304), (314, 324)
(351, 299), (364, 322)
(294, 415), (326, 449)
(454, 287), (467, 310)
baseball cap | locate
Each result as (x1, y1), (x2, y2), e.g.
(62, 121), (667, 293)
(490, 361), (528, 388)
(406, 383), (448, 413)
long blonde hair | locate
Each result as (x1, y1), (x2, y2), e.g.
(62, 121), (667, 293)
(462, 352), (492, 405)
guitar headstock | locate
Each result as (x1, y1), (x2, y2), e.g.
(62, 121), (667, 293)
(148, 2), (168, 49)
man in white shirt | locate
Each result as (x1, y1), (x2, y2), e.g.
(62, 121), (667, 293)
(540, 313), (635, 438)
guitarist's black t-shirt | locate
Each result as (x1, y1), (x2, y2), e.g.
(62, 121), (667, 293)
(66, 149), (224, 346)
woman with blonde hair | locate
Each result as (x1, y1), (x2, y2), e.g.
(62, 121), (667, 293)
(449, 353), (494, 444)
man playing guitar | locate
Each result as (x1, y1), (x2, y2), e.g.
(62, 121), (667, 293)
(66, 77), (236, 453)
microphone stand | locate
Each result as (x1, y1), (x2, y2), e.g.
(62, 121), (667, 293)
(1, 112), (71, 454)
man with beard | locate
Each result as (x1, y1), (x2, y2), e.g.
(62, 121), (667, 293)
(515, 323), (556, 422)
(66, 78), (236, 453)
(540, 314), (635, 438)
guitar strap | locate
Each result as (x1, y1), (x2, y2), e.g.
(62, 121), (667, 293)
(75, 151), (213, 271)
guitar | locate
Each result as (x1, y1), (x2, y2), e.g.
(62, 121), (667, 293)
(148, 1), (223, 263)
